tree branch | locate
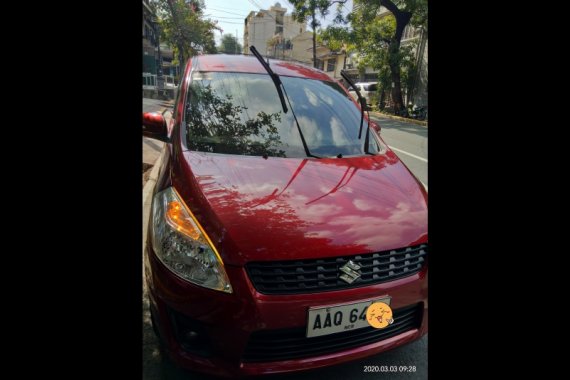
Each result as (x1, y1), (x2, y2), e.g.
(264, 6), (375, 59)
(379, 0), (402, 17)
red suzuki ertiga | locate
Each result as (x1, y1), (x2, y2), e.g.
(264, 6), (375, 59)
(143, 52), (428, 377)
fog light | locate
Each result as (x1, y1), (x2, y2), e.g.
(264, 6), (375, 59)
(168, 307), (212, 357)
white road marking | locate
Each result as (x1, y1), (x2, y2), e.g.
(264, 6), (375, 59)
(390, 146), (428, 163)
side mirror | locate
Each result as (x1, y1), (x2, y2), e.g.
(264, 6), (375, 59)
(143, 112), (169, 142)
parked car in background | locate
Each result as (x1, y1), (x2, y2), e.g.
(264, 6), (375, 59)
(142, 54), (428, 378)
(348, 82), (378, 106)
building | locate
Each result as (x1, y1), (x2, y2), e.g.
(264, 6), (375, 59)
(314, 45), (347, 81)
(143, 0), (159, 76)
(243, 2), (306, 57)
(289, 31), (313, 63)
(142, 0), (178, 98)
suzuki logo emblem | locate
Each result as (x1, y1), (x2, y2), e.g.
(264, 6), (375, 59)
(339, 260), (361, 284)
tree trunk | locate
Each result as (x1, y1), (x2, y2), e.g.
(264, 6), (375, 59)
(379, 90), (386, 110)
(388, 10), (411, 113)
(178, 48), (184, 79)
(378, 0), (412, 114)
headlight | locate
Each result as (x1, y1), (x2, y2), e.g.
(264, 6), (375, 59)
(151, 187), (232, 293)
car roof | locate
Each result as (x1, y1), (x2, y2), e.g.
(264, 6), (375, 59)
(193, 54), (333, 82)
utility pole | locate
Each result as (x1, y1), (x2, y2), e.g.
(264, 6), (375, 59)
(236, 29), (238, 54)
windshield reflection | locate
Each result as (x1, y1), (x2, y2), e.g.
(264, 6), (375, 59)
(184, 72), (381, 158)
(186, 83), (286, 157)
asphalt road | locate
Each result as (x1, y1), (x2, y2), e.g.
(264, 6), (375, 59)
(142, 109), (428, 380)
(369, 115), (427, 188)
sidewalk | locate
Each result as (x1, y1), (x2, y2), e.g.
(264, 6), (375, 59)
(369, 111), (428, 127)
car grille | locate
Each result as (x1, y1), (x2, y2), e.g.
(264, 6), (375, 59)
(242, 303), (422, 363)
(245, 244), (427, 295)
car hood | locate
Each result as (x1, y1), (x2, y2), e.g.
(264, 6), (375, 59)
(174, 151), (427, 266)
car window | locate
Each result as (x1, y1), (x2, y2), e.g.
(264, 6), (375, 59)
(185, 72), (380, 158)
(367, 84), (378, 92)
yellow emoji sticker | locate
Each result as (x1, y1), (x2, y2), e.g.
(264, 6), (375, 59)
(366, 302), (394, 329)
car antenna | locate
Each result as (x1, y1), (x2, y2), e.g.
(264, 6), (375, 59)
(250, 46), (320, 159)
(341, 70), (366, 140)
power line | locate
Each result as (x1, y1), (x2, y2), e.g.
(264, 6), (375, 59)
(205, 4), (253, 13)
(215, 21), (245, 25)
(206, 15), (245, 20)
(205, 7), (248, 17)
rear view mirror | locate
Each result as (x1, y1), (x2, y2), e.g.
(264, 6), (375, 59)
(143, 112), (169, 142)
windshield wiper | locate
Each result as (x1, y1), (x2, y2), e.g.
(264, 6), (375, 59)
(249, 46), (288, 113)
(341, 71), (374, 155)
(340, 71), (366, 140)
(250, 46), (320, 159)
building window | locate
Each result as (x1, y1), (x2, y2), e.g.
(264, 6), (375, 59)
(316, 59), (324, 70)
(327, 59), (335, 72)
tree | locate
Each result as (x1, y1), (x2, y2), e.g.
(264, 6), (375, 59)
(320, 0), (427, 113)
(219, 34), (243, 55)
(289, 1), (347, 68)
(371, 0), (426, 113)
(154, 0), (219, 76)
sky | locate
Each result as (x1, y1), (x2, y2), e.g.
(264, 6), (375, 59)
(203, 0), (353, 47)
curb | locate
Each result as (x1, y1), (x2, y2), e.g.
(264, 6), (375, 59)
(142, 110), (171, 248)
(370, 111), (428, 127)
(142, 148), (163, 247)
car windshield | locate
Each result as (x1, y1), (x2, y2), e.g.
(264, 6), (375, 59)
(185, 71), (380, 158)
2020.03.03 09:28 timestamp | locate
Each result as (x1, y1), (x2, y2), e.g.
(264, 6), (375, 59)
(363, 365), (417, 373)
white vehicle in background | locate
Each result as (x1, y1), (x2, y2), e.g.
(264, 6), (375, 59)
(348, 82), (378, 106)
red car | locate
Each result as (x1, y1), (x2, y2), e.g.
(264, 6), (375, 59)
(143, 53), (427, 378)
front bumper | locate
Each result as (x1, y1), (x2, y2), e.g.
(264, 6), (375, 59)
(144, 245), (428, 377)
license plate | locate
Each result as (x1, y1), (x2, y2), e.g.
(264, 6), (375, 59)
(306, 297), (391, 338)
